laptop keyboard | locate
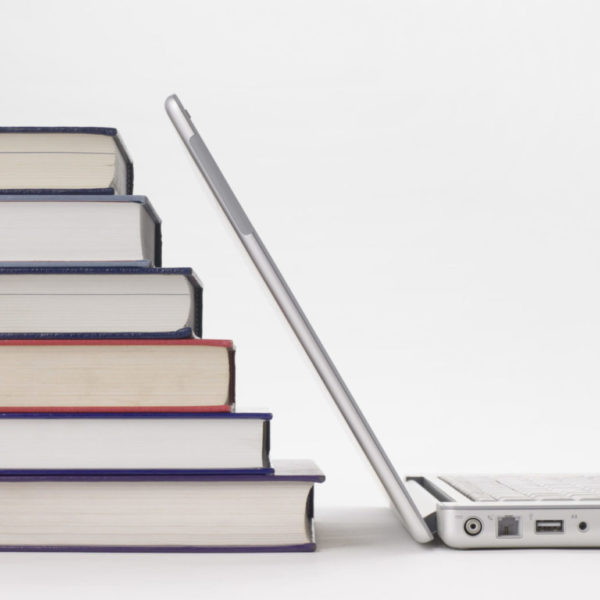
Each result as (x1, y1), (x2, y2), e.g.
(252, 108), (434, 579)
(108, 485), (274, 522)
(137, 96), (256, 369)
(440, 475), (600, 502)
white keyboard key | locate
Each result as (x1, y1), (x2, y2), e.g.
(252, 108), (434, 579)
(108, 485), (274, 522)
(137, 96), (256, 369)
(441, 474), (600, 503)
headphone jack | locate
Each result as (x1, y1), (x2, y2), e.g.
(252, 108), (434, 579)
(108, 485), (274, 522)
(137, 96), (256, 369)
(464, 517), (483, 536)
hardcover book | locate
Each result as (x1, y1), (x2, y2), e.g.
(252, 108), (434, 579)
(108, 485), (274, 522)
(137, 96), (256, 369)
(0, 266), (201, 338)
(0, 195), (161, 267)
(0, 339), (235, 412)
(0, 461), (324, 552)
(0, 412), (270, 474)
(0, 127), (132, 194)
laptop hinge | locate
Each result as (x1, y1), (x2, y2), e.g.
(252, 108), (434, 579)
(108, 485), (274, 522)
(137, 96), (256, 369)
(404, 477), (450, 535)
(423, 511), (437, 535)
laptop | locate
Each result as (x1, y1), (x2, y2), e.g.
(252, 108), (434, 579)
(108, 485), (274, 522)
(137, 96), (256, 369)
(165, 94), (600, 548)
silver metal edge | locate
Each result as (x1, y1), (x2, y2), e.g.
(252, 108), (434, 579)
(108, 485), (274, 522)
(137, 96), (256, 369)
(165, 93), (434, 543)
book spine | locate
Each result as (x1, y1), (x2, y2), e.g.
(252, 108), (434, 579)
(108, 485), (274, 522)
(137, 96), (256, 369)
(0, 329), (195, 340)
(262, 420), (271, 468)
(113, 133), (134, 194)
(227, 347), (235, 408)
(0, 339), (232, 347)
(189, 275), (203, 337)
(0, 188), (115, 195)
(154, 219), (162, 267)
(0, 127), (118, 135)
(0, 543), (316, 553)
(0, 261), (154, 268)
(0, 405), (232, 413)
(0, 468), (275, 476)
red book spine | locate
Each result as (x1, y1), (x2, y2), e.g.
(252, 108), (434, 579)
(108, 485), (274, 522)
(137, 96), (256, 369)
(0, 405), (232, 413)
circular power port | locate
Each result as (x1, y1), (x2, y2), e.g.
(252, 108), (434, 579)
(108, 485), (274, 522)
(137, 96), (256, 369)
(464, 517), (483, 536)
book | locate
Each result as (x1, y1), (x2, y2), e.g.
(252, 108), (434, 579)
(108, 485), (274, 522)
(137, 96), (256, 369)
(0, 266), (201, 338)
(0, 461), (324, 552)
(0, 412), (270, 474)
(0, 195), (161, 267)
(0, 127), (132, 195)
(0, 339), (234, 412)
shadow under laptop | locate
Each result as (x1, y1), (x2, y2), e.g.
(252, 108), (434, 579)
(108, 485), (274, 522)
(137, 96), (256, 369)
(315, 506), (441, 553)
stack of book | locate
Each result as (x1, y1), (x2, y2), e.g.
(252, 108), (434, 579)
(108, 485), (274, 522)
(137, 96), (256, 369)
(0, 126), (324, 552)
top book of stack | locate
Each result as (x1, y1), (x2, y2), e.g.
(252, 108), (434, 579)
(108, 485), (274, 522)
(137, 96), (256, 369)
(0, 127), (132, 195)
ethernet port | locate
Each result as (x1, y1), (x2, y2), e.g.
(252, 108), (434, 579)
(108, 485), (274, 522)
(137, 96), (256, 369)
(497, 515), (520, 538)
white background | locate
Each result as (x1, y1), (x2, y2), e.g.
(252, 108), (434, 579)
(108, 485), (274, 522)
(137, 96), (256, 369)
(2, 0), (600, 597)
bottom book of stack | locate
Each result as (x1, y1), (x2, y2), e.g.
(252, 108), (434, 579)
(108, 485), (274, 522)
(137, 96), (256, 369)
(0, 461), (323, 552)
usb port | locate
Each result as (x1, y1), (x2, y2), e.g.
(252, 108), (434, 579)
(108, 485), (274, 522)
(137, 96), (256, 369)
(535, 520), (564, 533)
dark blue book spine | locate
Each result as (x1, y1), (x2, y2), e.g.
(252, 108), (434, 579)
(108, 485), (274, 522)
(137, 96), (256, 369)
(0, 543), (316, 553)
(0, 328), (194, 340)
(0, 468), (275, 476)
(0, 188), (115, 195)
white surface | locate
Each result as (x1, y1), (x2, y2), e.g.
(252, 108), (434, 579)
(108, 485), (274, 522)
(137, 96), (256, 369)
(0, 507), (595, 599)
(2, 0), (600, 596)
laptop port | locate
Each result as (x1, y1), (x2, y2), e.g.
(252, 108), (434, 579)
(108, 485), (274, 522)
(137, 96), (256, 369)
(535, 520), (564, 533)
(497, 515), (520, 537)
(464, 517), (482, 536)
